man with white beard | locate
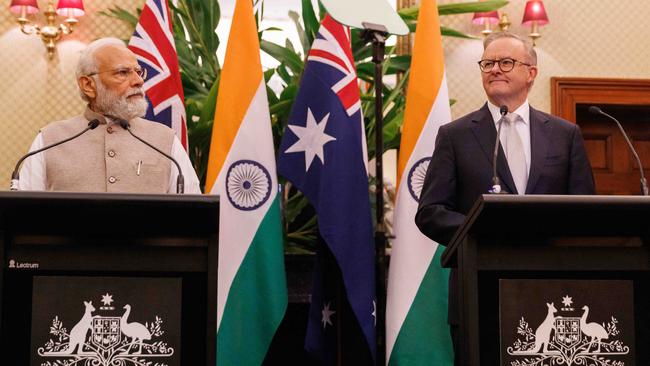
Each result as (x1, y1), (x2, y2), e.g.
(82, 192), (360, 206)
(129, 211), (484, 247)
(19, 38), (200, 194)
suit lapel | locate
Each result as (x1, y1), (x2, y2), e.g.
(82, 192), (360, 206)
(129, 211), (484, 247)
(470, 104), (517, 194)
(526, 107), (552, 193)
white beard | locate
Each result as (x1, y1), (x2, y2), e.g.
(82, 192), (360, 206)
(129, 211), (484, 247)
(94, 81), (148, 121)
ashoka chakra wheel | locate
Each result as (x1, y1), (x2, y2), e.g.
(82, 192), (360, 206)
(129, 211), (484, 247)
(226, 160), (272, 211)
(408, 157), (431, 202)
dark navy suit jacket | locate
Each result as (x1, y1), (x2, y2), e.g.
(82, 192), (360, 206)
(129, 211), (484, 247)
(415, 103), (595, 323)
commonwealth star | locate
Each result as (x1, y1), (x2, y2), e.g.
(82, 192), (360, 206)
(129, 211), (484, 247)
(285, 108), (336, 171)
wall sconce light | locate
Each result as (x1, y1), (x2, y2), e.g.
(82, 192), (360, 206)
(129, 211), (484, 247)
(521, 0), (549, 46)
(472, 11), (499, 37)
(498, 12), (511, 32)
(9, 0), (85, 59)
(472, 0), (549, 46)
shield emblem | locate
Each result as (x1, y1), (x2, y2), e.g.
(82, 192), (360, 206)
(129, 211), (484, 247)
(554, 317), (581, 348)
(91, 317), (121, 350)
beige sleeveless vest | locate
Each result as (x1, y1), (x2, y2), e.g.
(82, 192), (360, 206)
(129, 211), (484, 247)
(41, 108), (174, 193)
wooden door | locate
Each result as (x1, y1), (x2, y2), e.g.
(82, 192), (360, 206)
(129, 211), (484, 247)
(551, 78), (650, 195)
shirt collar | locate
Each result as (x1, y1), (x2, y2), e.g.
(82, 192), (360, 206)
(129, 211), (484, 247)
(83, 107), (119, 126)
(487, 100), (530, 126)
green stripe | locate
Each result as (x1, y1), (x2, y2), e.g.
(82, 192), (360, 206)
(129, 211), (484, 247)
(217, 196), (288, 365)
(388, 245), (454, 365)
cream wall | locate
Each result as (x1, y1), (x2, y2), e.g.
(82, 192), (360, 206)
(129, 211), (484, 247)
(0, 0), (649, 188)
(438, 0), (650, 118)
(0, 0), (141, 190)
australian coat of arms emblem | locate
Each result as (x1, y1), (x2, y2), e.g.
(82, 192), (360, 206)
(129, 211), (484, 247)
(36, 293), (174, 366)
(506, 295), (630, 366)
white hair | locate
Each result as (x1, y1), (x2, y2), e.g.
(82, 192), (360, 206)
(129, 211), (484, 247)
(76, 37), (127, 102)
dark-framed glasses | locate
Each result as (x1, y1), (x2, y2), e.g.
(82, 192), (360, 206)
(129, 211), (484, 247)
(86, 66), (147, 81)
(477, 58), (532, 73)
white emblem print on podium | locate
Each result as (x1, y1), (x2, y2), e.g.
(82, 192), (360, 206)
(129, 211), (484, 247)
(500, 279), (635, 366)
(506, 299), (630, 365)
(31, 277), (181, 366)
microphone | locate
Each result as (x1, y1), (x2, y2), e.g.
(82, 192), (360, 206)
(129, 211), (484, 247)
(589, 106), (648, 196)
(117, 119), (185, 194)
(10, 119), (101, 191)
(490, 105), (509, 194)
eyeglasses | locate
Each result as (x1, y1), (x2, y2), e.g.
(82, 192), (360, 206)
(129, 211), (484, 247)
(86, 66), (147, 81)
(477, 58), (532, 73)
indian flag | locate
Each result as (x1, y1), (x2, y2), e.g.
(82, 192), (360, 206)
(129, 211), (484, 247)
(205, 0), (287, 364)
(386, 0), (454, 364)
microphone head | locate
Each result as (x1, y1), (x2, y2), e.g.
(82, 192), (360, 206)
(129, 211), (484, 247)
(87, 119), (101, 129)
(588, 106), (603, 115)
(499, 105), (508, 116)
(118, 119), (130, 130)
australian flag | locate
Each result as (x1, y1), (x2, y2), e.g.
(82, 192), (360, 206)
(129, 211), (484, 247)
(128, 0), (188, 149)
(278, 15), (376, 363)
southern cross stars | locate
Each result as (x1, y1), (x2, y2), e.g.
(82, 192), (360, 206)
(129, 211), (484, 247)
(285, 108), (336, 171)
(321, 302), (336, 329)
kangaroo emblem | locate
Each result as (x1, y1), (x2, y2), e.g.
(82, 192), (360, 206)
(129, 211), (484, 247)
(58, 301), (95, 354)
(532, 302), (557, 353)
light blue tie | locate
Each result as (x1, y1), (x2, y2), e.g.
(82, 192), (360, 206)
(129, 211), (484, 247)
(504, 113), (528, 194)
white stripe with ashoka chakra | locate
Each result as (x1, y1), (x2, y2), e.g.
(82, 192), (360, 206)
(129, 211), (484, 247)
(215, 80), (278, 328)
(386, 75), (452, 361)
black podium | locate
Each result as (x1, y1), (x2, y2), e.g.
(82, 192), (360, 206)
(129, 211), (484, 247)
(0, 192), (219, 366)
(441, 195), (650, 365)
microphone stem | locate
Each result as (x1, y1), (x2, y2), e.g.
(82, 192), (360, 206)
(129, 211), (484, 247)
(492, 119), (504, 189)
(600, 111), (649, 196)
(124, 128), (185, 194)
(491, 112), (508, 194)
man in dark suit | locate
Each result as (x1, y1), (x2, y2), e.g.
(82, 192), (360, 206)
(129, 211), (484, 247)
(415, 31), (595, 363)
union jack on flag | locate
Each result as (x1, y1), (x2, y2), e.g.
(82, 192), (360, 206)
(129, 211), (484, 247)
(306, 16), (361, 116)
(128, 0), (187, 149)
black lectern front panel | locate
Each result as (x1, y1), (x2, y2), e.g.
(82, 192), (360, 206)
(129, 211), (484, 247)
(442, 195), (650, 365)
(0, 192), (219, 366)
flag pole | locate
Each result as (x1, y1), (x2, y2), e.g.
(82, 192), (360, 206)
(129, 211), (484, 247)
(362, 23), (389, 366)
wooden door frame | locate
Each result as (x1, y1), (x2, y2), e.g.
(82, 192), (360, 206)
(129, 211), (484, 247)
(550, 77), (650, 122)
